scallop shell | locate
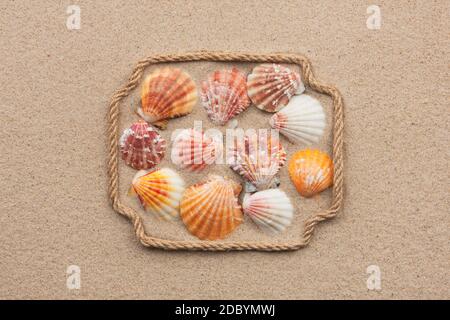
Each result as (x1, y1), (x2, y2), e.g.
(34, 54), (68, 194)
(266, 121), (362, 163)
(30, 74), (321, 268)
(138, 67), (198, 129)
(228, 131), (287, 191)
(119, 120), (166, 170)
(247, 63), (305, 113)
(180, 175), (243, 240)
(128, 168), (185, 220)
(269, 95), (325, 144)
(200, 68), (250, 125)
(242, 189), (294, 234)
(288, 149), (333, 197)
(171, 128), (222, 171)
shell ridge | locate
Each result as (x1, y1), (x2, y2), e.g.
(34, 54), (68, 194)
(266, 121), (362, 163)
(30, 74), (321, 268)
(192, 182), (224, 238)
(203, 183), (229, 239)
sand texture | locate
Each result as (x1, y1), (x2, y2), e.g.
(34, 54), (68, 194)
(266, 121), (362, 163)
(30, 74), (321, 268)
(0, 0), (449, 299)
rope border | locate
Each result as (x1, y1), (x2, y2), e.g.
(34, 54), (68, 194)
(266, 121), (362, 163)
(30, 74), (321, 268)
(107, 51), (344, 251)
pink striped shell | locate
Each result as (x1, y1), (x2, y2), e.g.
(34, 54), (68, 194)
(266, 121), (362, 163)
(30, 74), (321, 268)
(171, 128), (222, 171)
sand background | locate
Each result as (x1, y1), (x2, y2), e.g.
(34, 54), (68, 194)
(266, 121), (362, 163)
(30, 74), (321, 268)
(0, 0), (449, 299)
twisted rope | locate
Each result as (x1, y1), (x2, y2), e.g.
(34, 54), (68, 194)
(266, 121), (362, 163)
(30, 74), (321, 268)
(107, 51), (344, 251)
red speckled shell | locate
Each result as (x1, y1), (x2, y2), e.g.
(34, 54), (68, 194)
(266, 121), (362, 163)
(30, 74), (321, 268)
(120, 120), (166, 170)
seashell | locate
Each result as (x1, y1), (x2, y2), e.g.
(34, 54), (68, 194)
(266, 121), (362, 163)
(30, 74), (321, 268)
(128, 168), (185, 220)
(138, 67), (198, 129)
(200, 68), (250, 125)
(247, 63), (305, 113)
(269, 95), (325, 144)
(180, 175), (243, 240)
(242, 189), (294, 234)
(119, 120), (166, 170)
(288, 149), (333, 197)
(171, 128), (222, 171)
(228, 131), (287, 191)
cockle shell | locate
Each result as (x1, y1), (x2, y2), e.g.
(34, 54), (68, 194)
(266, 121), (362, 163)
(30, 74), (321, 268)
(138, 67), (198, 129)
(128, 168), (185, 220)
(288, 149), (333, 197)
(247, 63), (305, 113)
(171, 128), (222, 171)
(242, 189), (294, 234)
(200, 68), (250, 125)
(228, 131), (287, 192)
(180, 175), (243, 240)
(119, 120), (166, 170)
(269, 95), (325, 144)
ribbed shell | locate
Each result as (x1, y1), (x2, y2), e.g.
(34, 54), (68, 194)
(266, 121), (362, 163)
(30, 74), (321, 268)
(288, 149), (333, 197)
(269, 95), (325, 144)
(242, 189), (294, 234)
(138, 67), (198, 129)
(200, 68), (250, 125)
(247, 64), (305, 113)
(171, 128), (222, 171)
(180, 175), (243, 240)
(119, 120), (166, 170)
(129, 168), (185, 220)
(228, 132), (287, 191)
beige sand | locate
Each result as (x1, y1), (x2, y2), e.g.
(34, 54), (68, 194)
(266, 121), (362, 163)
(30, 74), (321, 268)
(0, 0), (449, 299)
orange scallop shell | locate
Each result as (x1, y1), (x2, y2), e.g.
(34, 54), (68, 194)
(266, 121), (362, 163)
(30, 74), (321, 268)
(288, 149), (333, 197)
(180, 175), (243, 240)
(138, 67), (198, 129)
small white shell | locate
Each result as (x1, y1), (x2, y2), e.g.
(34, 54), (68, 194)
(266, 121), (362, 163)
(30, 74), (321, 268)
(269, 95), (325, 144)
(242, 189), (294, 234)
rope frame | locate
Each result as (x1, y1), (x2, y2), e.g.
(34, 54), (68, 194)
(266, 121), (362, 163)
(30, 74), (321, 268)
(107, 51), (344, 251)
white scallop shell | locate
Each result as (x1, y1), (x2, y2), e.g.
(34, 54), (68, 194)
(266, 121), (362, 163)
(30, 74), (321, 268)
(269, 95), (325, 144)
(242, 189), (294, 234)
